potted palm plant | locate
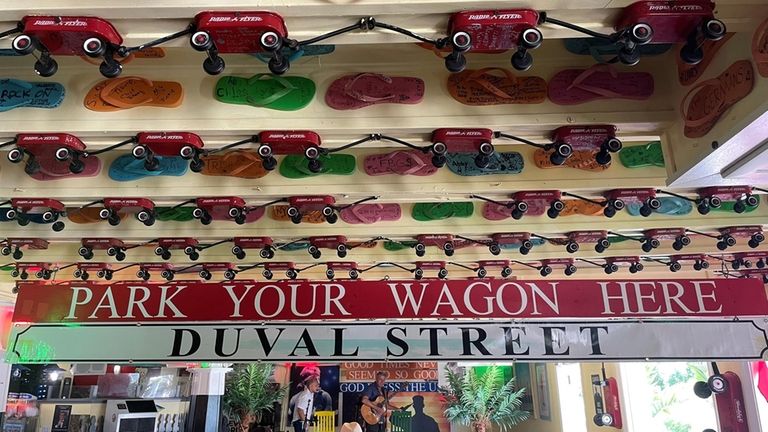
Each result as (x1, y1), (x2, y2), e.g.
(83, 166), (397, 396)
(223, 363), (286, 432)
(439, 365), (530, 432)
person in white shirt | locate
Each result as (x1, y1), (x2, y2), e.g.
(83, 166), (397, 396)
(292, 376), (319, 432)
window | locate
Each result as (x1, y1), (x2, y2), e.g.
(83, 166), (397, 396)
(621, 362), (716, 432)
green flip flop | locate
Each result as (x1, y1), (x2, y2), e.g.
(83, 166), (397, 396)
(384, 240), (417, 251)
(412, 202), (474, 221)
(279, 153), (356, 178)
(155, 206), (196, 222)
(714, 196), (760, 213)
(620, 141), (665, 168)
(214, 74), (316, 111)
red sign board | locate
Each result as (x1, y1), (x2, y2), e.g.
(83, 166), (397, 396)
(12, 278), (768, 324)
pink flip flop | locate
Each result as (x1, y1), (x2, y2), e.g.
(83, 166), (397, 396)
(481, 200), (547, 220)
(339, 203), (402, 224)
(29, 153), (102, 181)
(209, 206), (265, 223)
(325, 73), (425, 110)
(547, 65), (654, 105)
(753, 16), (768, 78)
(363, 150), (437, 176)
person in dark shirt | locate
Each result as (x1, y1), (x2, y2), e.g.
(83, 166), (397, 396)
(360, 372), (397, 432)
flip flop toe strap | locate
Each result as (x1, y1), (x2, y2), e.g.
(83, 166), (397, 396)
(388, 151), (426, 174)
(344, 73), (395, 102)
(464, 67), (521, 99)
(245, 74), (297, 106)
(566, 65), (626, 99)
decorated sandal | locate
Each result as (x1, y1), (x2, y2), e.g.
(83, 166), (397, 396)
(412, 202), (473, 221)
(363, 150), (437, 176)
(626, 197), (692, 216)
(447, 68), (546, 105)
(279, 153), (356, 179)
(325, 73), (424, 110)
(753, 17), (768, 78)
(199, 150), (269, 179)
(214, 74), (315, 111)
(534, 148), (610, 171)
(270, 206), (326, 223)
(84, 76), (183, 111)
(0, 79), (65, 112)
(548, 64), (654, 105)
(620, 141), (665, 168)
(29, 152), (102, 181)
(445, 151), (524, 176)
(680, 60), (754, 138)
(108, 154), (188, 181)
(339, 203), (402, 224)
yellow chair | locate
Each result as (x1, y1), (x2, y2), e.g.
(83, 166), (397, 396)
(314, 411), (336, 432)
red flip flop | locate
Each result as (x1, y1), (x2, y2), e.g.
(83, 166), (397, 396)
(208, 206), (265, 223)
(339, 204), (402, 224)
(678, 34), (733, 86)
(753, 17), (768, 78)
(363, 150), (437, 176)
(680, 60), (755, 138)
(325, 73), (425, 110)
(481, 200), (548, 220)
(30, 152), (102, 181)
(548, 65), (654, 105)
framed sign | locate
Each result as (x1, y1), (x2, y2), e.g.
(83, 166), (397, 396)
(51, 404), (71, 432)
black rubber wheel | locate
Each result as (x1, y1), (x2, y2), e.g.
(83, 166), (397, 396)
(640, 205), (653, 217)
(489, 243), (501, 255)
(511, 50), (533, 71)
(203, 56), (225, 75)
(431, 154), (447, 168)
(99, 61), (122, 78)
(12, 249), (23, 260)
(52, 221), (65, 232)
(693, 381), (712, 399)
(603, 205), (616, 218)
(190, 158), (205, 173)
(69, 158), (85, 174)
(697, 202), (711, 215)
(680, 44), (704, 65)
(595, 150), (612, 166)
(263, 156), (277, 171)
(34, 58), (58, 77)
(708, 374), (728, 394)
(642, 241), (653, 253)
(618, 47), (641, 66)
(308, 158), (323, 173)
(268, 56), (290, 75)
(444, 52), (466, 73)
(702, 18), (726, 41)
(733, 200), (746, 214)
(24, 159), (40, 175)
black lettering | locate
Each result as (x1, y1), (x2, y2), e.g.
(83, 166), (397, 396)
(460, 327), (491, 356)
(501, 326), (529, 355)
(255, 328), (285, 356)
(543, 326), (569, 356)
(333, 328), (359, 357)
(214, 328), (242, 357)
(289, 329), (319, 357)
(170, 329), (200, 357)
(419, 328), (448, 356)
(386, 327), (408, 357)
(579, 326), (609, 355)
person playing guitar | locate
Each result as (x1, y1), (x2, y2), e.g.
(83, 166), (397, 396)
(360, 372), (399, 432)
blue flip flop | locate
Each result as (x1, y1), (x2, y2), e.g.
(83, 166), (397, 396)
(0, 78), (65, 112)
(500, 238), (545, 250)
(276, 241), (309, 252)
(108, 154), (189, 181)
(0, 207), (61, 224)
(253, 45), (335, 63)
(446, 152), (524, 176)
(627, 197), (693, 216)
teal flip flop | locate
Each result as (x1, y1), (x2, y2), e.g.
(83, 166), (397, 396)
(627, 197), (692, 216)
(0, 78), (65, 112)
(108, 154), (189, 181)
(253, 45), (335, 63)
(446, 152), (524, 176)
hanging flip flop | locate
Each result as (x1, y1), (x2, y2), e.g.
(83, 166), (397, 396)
(445, 151), (524, 176)
(270, 206), (326, 224)
(108, 154), (188, 181)
(29, 151), (102, 181)
(678, 34), (734, 86)
(67, 207), (126, 224)
(533, 148), (610, 171)
(208, 206), (265, 223)
(155, 207), (197, 222)
(626, 197), (692, 216)
(548, 64), (654, 105)
(279, 153), (356, 179)
(714, 196), (761, 213)
(214, 74), (315, 111)
(325, 73), (425, 110)
(277, 241), (310, 252)
(564, 38), (672, 60)
(560, 200), (606, 217)
(620, 142), (665, 168)
(412, 202), (474, 221)
(0, 79), (65, 112)
(753, 16), (768, 78)
(339, 204), (402, 224)
(363, 150), (437, 176)
(199, 150), (269, 179)
(681, 60), (754, 138)
(446, 68), (546, 106)
(84, 76), (183, 111)
(384, 240), (417, 251)
(481, 200), (548, 220)
(254, 45), (335, 63)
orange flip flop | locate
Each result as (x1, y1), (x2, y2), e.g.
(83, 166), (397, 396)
(270, 206), (326, 223)
(84, 76), (183, 111)
(447, 68), (547, 105)
(678, 34), (733, 86)
(560, 200), (605, 217)
(681, 60), (755, 139)
(199, 150), (269, 179)
(67, 207), (126, 224)
(753, 17), (768, 78)
(533, 149), (610, 171)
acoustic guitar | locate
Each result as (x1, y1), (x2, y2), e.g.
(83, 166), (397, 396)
(360, 396), (412, 425)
